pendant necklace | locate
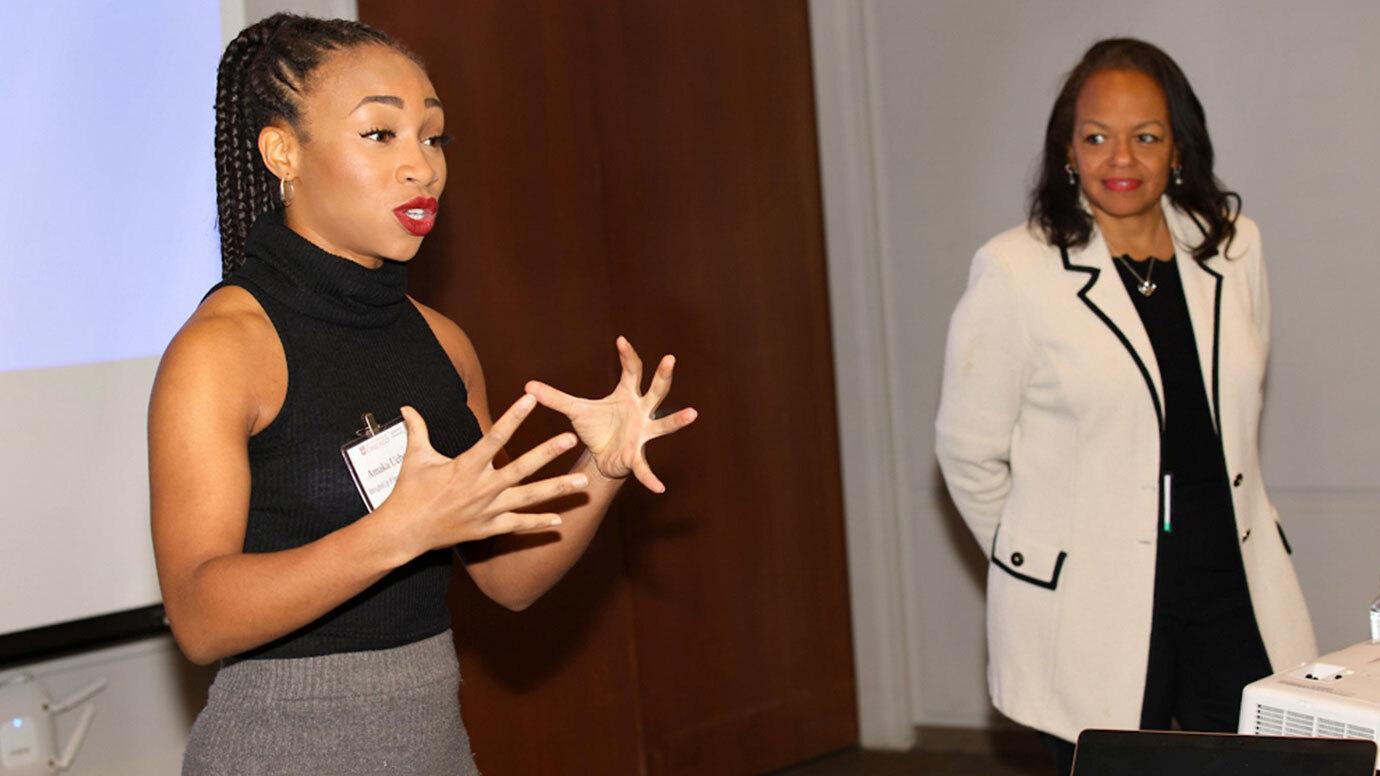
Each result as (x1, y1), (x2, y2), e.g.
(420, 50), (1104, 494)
(1115, 254), (1158, 297)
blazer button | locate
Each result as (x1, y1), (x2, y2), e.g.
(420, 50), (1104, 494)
(1233, 473), (1244, 487)
(1011, 552), (1025, 567)
(1241, 529), (1251, 543)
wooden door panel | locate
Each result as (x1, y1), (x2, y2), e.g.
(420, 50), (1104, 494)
(359, 3), (644, 773)
(587, 3), (856, 772)
(358, 2), (856, 773)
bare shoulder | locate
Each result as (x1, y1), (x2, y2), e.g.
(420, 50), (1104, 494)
(187, 285), (275, 343)
(410, 296), (482, 389)
(151, 285), (284, 435)
(165, 286), (277, 377)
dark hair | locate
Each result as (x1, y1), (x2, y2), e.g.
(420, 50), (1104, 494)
(1028, 38), (1239, 261)
(213, 13), (415, 276)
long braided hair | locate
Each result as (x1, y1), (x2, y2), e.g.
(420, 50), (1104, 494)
(1028, 38), (1240, 261)
(213, 13), (414, 277)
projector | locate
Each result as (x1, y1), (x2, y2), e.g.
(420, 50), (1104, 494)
(1240, 640), (1380, 768)
(0, 673), (106, 774)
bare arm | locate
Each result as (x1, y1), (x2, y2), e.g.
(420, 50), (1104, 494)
(417, 304), (696, 610)
(459, 380), (628, 611)
(150, 290), (584, 664)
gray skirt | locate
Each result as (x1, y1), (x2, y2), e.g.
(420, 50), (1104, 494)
(183, 631), (478, 776)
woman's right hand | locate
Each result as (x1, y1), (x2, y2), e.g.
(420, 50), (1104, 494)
(384, 393), (589, 558)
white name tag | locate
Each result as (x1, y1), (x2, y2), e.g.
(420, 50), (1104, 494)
(341, 415), (407, 512)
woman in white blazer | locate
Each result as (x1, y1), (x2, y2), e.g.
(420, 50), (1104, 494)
(935, 39), (1316, 775)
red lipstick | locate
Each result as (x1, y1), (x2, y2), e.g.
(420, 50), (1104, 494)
(393, 196), (438, 237)
(1102, 178), (1143, 192)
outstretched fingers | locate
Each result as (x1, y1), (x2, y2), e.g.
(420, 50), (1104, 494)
(484, 510), (564, 537)
(472, 393), (538, 464)
(616, 336), (644, 392)
(649, 407), (698, 439)
(499, 432), (579, 486)
(400, 405), (445, 465)
(631, 453), (666, 494)
(400, 405), (431, 449)
(645, 355), (676, 407)
(490, 471), (590, 515)
(524, 379), (583, 418)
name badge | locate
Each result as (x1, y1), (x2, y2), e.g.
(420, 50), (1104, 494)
(341, 412), (407, 512)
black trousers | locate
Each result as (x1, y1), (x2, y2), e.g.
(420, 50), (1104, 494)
(1042, 568), (1273, 775)
(1138, 578), (1274, 732)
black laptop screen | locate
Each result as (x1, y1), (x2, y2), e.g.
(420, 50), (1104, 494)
(1072, 729), (1377, 776)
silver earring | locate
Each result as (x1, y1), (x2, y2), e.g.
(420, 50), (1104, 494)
(1065, 164), (1078, 186)
(279, 178), (295, 207)
(1172, 165), (1183, 186)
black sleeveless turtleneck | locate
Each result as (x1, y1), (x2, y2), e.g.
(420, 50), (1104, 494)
(217, 211), (481, 660)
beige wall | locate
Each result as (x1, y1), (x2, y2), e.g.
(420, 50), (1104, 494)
(814, 0), (1380, 745)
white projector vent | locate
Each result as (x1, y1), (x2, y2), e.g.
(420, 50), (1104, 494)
(1241, 643), (1380, 769)
(1254, 703), (1284, 735)
(1254, 703), (1376, 741)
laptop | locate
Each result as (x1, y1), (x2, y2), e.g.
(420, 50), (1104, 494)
(1071, 729), (1377, 776)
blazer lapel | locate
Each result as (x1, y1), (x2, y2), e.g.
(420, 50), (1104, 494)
(1062, 229), (1165, 430)
(1167, 203), (1223, 432)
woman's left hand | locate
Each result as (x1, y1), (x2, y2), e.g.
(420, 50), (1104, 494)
(525, 336), (698, 493)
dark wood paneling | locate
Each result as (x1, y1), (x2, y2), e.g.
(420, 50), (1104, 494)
(586, 3), (856, 773)
(358, 3), (644, 773)
(358, 2), (856, 773)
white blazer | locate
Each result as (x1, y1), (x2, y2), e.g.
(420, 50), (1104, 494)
(934, 199), (1316, 742)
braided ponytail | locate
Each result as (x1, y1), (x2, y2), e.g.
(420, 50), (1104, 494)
(212, 13), (415, 276)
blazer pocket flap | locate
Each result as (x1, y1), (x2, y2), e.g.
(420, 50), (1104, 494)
(991, 528), (1067, 590)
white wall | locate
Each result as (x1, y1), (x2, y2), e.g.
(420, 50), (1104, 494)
(0, 3), (358, 775)
(813, 0), (1380, 746)
(0, 638), (214, 776)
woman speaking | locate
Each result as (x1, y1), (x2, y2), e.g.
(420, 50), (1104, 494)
(149, 13), (696, 774)
(935, 38), (1315, 775)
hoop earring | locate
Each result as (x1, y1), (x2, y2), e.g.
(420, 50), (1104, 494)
(1171, 165), (1183, 186)
(279, 177), (295, 208)
(1064, 163), (1078, 187)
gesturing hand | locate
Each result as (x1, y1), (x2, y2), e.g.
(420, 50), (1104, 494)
(387, 394), (591, 556)
(525, 336), (698, 494)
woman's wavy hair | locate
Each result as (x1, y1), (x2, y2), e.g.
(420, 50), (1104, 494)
(1028, 38), (1239, 261)
(213, 13), (417, 276)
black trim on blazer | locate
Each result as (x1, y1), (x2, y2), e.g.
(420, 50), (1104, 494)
(1181, 205), (1225, 430)
(1059, 220), (1246, 567)
(1059, 246), (1165, 431)
(1181, 248), (1225, 436)
(989, 526), (1068, 590)
(1276, 521), (1293, 555)
(1180, 230), (1253, 565)
(1210, 266), (1223, 435)
(1061, 245), (1168, 534)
